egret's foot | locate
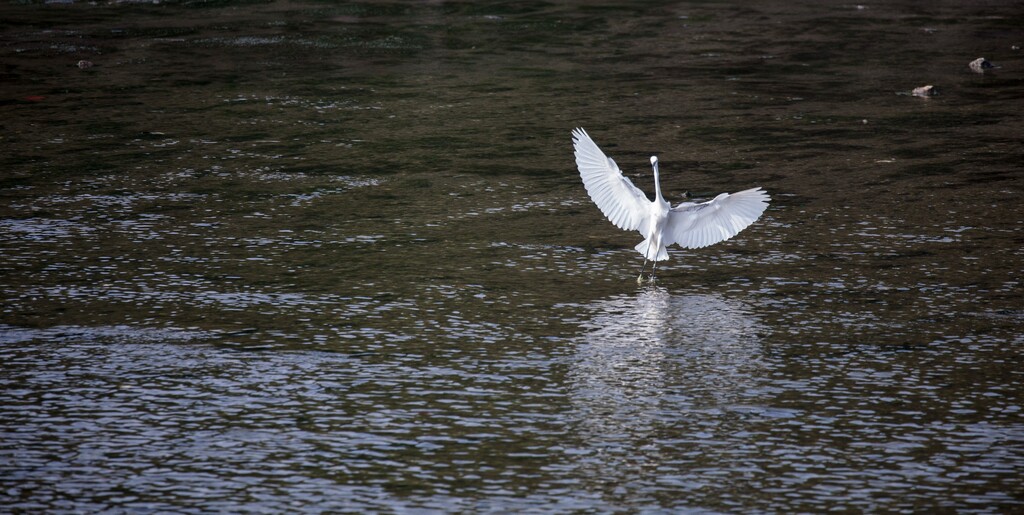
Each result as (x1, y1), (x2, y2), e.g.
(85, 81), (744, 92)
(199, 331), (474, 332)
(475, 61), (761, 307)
(648, 276), (657, 284)
(636, 274), (645, 285)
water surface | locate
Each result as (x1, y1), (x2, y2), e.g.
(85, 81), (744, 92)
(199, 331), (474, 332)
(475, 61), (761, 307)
(1, 0), (1022, 512)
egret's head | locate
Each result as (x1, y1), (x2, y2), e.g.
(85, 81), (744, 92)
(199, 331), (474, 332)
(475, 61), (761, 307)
(650, 156), (658, 167)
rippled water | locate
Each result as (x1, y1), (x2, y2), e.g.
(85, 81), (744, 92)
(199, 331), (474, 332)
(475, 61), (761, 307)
(2, 0), (1022, 512)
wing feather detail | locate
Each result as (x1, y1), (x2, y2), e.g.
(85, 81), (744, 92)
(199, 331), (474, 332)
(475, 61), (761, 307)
(667, 187), (770, 249)
(572, 128), (650, 231)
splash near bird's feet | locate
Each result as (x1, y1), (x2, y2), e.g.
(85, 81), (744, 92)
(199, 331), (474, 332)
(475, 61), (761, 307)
(637, 274), (657, 285)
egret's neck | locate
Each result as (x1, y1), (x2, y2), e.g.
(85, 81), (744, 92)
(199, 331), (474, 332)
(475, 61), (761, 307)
(652, 161), (666, 203)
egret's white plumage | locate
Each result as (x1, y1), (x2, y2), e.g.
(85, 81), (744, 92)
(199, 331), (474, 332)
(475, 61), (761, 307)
(572, 127), (770, 282)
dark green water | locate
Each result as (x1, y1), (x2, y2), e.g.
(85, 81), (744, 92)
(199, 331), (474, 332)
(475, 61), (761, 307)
(2, 0), (1022, 512)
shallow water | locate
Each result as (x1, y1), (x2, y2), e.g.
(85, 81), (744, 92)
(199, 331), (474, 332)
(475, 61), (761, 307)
(1, 0), (1022, 512)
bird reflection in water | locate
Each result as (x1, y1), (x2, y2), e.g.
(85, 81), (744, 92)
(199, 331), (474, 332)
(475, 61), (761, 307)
(565, 287), (767, 489)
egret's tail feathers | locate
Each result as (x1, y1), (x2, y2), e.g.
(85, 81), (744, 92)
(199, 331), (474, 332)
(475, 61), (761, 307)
(634, 239), (669, 261)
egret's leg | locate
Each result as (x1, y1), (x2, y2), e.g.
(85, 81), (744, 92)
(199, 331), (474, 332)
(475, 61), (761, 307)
(637, 259), (648, 284)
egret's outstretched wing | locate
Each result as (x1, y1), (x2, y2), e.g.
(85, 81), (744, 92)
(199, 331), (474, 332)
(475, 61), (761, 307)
(667, 187), (770, 249)
(572, 128), (650, 231)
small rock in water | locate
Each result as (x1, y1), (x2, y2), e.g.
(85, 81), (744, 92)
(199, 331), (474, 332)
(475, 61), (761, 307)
(912, 85), (938, 97)
(968, 57), (995, 73)
(77, 60), (93, 69)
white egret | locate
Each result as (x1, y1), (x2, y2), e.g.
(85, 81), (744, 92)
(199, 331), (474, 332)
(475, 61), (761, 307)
(572, 127), (770, 283)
